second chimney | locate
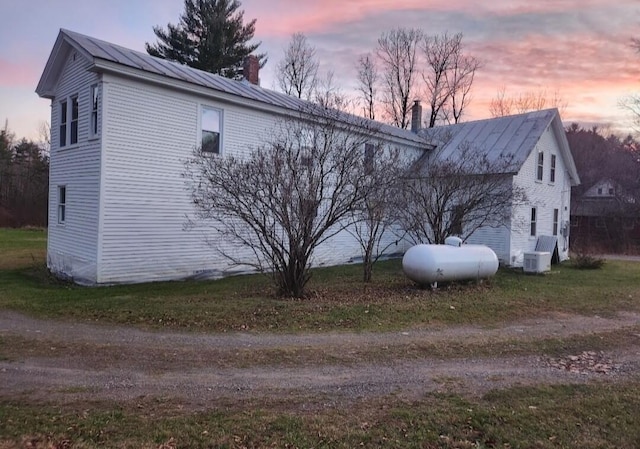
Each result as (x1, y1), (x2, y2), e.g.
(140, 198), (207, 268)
(411, 100), (422, 133)
(243, 55), (260, 86)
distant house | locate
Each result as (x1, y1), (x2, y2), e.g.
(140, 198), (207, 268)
(36, 30), (580, 284)
(420, 109), (580, 265)
(571, 179), (640, 252)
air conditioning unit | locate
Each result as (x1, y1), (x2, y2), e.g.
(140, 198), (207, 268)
(523, 251), (551, 274)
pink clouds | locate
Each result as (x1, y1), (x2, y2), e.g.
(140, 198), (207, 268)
(0, 59), (40, 88)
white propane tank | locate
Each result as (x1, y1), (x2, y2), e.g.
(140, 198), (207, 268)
(402, 243), (499, 286)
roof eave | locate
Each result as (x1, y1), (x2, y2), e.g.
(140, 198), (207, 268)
(550, 112), (581, 186)
(36, 29), (95, 98)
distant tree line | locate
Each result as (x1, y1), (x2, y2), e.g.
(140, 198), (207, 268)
(0, 123), (49, 227)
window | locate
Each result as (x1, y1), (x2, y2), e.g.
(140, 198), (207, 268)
(364, 143), (375, 174)
(59, 96), (79, 148)
(450, 205), (464, 236)
(536, 151), (544, 181)
(597, 187), (603, 195)
(201, 107), (221, 153)
(550, 154), (556, 183)
(90, 85), (99, 137)
(553, 208), (559, 236)
(57, 186), (66, 224)
(70, 96), (79, 145)
(608, 187), (614, 195)
(530, 207), (537, 236)
(59, 100), (67, 147)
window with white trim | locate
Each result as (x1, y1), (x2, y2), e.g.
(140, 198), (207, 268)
(536, 151), (544, 181)
(530, 207), (537, 236)
(90, 85), (99, 138)
(70, 96), (79, 145)
(201, 106), (221, 154)
(553, 208), (559, 236)
(59, 100), (67, 147)
(57, 186), (66, 224)
(59, 95), (79, 148)
(550, 154), (556, 183)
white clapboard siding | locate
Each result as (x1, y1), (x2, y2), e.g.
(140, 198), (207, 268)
(510, 125), (571, 265)
(465, 225), (511, 263)
(47, 50), (102, 283)
(98, 76), (410, 283)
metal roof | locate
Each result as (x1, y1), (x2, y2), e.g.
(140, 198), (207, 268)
(418, 109), (580, 186)
(420, 109), (559, 173)
(40, 29), (427, 146)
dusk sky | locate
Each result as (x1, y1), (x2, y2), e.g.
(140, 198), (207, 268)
(1, 0), (639, 140)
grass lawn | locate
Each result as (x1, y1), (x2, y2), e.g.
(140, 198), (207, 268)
(2, 381), (640, 448)
(2, 228), (640, 448)
(1, 227), (640, 333)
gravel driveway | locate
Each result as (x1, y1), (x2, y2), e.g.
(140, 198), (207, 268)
(1, 311), (639, 408)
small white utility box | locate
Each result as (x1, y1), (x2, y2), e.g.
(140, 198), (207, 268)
(523, 251), (551, 273)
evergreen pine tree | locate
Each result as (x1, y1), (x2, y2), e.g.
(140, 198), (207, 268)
(145, 0), (266, 79)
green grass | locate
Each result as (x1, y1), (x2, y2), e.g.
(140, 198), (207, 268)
(2, 380), (640, 448)
(0, 227), (46, 270)
(1, 228), (640, 332)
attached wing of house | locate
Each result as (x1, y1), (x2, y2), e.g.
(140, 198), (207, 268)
(420, 109), (580, 266)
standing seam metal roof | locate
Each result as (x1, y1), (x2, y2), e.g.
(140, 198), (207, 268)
(419, 108), (559, 173)
(52, 30), (426, 145)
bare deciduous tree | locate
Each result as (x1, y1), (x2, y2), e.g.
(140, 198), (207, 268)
(313, 70), (351, 111)
(421, 32), (480, 127)
(620, 38), (640, 133)
(356, 53), (378, 120)
(37, 121), (51, 155)
(398, 140), (526, 244)
(422, 32), (462, 127)
(276, 32), (319, 100)
(347, 145), (407, 282)
(376, 28), (423, 129)
(489, 87), (567, 117)
(488, 86), (513, 117)
(185, 106), (380, 298)
(620, 95), (640, 133)
(448, 52), (481, 124)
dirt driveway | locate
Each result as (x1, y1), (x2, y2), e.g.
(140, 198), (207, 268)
(1, 311), (639, 408)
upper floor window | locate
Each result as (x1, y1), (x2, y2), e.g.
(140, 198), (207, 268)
(550, 154), (556, 183)
(201, 106), (221, 154)
(536, 151), (544, 181)
(59, 95), (79, 148)
(90, 85), (99, 138)
(59, 100), (67, 147)
(70, 96), (79, 145)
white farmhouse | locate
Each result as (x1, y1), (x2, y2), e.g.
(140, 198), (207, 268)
(36, 30), (579, 284)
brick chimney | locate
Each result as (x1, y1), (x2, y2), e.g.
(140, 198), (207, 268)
(411, 100), (422, 133)
(243, 55), (260, 86)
